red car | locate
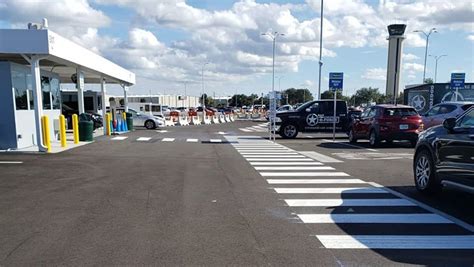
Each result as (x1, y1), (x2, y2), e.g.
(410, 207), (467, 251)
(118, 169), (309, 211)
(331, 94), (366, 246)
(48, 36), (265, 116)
(348, 104), (423, 147)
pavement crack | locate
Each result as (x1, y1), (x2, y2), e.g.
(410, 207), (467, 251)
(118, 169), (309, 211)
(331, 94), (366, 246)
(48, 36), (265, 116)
(3, 232), (37, 261)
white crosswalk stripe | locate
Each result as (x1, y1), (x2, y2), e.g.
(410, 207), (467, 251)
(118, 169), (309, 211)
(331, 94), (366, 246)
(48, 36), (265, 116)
(255, 166), (334, 171)
(273, 187), (386, 194)
(111, 136), (128, 140)
(297, 214), (453, 224)
(315, 235), (474, 249)
(162, 138), (175, 142)
(210, 139), (222, 143)
(225, 134), (472, 250)
(186, 138), (198, 143)
(136, 137), (152, 141)
(260, 172), (349, 177)
(267, 179), (367, 184)
(246, 158), (314, 161)
(285, 199), (417, 207)
(250, 162), (323, 166)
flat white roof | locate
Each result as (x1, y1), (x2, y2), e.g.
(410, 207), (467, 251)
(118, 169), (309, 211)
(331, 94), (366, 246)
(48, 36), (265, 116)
(0, 29), (135, 85)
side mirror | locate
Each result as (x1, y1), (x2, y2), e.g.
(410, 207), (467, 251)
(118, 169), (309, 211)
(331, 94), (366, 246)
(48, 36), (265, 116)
(305, 108), (311, 113)
(443, 117), (456, 131)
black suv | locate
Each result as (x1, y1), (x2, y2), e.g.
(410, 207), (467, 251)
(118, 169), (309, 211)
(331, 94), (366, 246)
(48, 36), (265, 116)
(275, 100), (349, 138)
(413, 107), (474, 194)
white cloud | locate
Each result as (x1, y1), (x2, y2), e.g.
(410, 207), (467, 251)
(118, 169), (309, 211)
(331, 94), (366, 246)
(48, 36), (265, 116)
(468, 35), (474, 42)
(362, 68), (386, 81)
(403, 53), (420, 61)
(403, 63), (425, 73)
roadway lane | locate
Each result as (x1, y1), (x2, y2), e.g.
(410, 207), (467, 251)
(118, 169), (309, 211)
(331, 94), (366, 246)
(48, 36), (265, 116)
(0, 120), (473, 265)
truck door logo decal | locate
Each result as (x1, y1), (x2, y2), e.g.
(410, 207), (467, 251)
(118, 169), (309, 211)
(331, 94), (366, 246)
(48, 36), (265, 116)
(306, 113), (318, 126)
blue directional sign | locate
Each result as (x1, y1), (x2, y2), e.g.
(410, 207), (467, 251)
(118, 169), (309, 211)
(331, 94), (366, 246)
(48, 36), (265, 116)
(450, 73), (465, 89)
(329, 72), (343, 91)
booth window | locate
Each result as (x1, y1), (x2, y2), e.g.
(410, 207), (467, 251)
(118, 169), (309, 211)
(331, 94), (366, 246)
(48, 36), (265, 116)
(11, 65), (29, 110)
(50, 77), (60, 109)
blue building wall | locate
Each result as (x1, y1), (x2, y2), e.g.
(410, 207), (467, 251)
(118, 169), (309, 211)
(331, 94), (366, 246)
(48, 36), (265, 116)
(0, 62), (18, 149)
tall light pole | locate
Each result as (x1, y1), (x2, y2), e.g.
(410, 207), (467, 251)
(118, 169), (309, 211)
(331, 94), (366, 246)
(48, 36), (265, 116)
(413, 28), (437, 83)
(429, 54), (447, 83)
(262, 31), (284, 141)
(317, 0), (324, 100)
(201, 62), (209, 115)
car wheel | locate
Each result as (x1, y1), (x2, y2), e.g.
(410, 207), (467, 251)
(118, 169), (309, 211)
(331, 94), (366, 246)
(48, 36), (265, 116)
(348, 129), (357, 143)
(414, 149), (441, 194)
(280, 124), (298, 139)
(369, 130), (380, 147)
(145, 120), (156, 130)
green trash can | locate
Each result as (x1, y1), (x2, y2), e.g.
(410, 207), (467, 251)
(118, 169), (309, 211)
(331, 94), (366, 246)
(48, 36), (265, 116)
(78, 113), (94, 141)
(126, 112), (133, 131)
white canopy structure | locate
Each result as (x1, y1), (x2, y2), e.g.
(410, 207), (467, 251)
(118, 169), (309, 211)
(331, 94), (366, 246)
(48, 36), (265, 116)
(0, 24), (135, 152)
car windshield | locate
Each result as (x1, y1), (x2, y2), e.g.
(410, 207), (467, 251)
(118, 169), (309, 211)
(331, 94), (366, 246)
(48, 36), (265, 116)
(383, 108), (417, 117)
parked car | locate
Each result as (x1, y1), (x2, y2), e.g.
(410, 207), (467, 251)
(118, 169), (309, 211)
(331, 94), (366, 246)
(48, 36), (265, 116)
(275, 99), (349, 138)
(348, 104), (423, 147)
(277, 104), (293, 113)
(62, 103), (103, 130)
(421, 102), (474, 129)
(413, 107), (474, 194)
(110, 107), (164, 129)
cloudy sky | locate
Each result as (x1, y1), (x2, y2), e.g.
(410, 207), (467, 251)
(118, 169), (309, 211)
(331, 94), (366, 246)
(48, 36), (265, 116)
(1, 0), (473, 96)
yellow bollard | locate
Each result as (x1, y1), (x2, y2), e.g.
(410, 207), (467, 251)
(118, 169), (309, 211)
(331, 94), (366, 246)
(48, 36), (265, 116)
(105, 113), (111, 136)
(59, 115), (67, 148)
(72, 114), (79, 144)
(41, 115), (51, 153)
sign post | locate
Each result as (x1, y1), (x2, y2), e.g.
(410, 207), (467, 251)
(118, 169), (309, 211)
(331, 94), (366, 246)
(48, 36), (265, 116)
(268, 91), (280, 141)
(450, 73), (465, 101)
(329, 72), (343, 142)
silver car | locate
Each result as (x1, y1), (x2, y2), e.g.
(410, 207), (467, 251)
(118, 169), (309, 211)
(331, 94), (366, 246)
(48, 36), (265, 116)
(421, 102), (474, 129)
(114, 107), (165, 129)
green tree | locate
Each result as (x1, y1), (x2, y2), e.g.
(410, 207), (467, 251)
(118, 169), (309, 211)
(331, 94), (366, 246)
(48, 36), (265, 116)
(424, 78), (434, 84)
(283, 88), (313, 105)
(349, 87), (383, 106)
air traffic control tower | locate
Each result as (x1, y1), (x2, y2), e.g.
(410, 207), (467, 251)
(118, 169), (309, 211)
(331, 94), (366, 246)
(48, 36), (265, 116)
(385, 24), (406, 103)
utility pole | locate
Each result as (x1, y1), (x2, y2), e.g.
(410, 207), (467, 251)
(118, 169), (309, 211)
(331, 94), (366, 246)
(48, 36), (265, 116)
(414, 28), (437, 83)
(429, 54), (447, 83)
(317, 0), (324, 100)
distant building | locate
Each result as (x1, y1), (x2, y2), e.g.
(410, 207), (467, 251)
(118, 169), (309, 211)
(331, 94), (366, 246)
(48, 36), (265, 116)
(109, 94), (200, 108)
(404, 83), (474, 114)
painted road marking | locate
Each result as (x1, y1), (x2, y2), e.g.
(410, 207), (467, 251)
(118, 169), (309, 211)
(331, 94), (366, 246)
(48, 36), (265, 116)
(210, 139), (222, 143)
(111, 136), (128, 140)
(156, 130), (168, 133)
(240, 152), (299, 155)
(284, 199), (416, 207)
(246, 158), (314, 161)
(0, 161), (23, 164)
(186, 138), (198, 143)
(298, 151), (342, 163)
(267, 179), (367, 184)
(298, 214), (453, 224)
(255, 166), (334, 171)
(243, 155), (305, 158)
(250, 162), (323, 166)
(322, 139), (378, 152)
(260, 172), (349, 177)
(136, 137), (152, 141)
(274, 187), (387, 194)
(315, 235), (474, 249)
(162, 138), (175, 142)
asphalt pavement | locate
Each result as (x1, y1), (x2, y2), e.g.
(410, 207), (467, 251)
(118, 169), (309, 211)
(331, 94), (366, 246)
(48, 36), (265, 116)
(0, 120), (473, 266)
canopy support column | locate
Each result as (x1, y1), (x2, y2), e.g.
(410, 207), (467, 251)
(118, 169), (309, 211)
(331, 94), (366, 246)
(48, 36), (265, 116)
(122, 84), (129, 112)
(76, 69), (85, 114)
(101, 78), (107, 135)
(22, 54), (48, 152)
